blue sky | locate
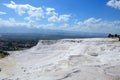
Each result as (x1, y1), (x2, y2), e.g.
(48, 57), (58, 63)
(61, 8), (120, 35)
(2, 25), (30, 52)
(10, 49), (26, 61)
(0, 0), (120, 34)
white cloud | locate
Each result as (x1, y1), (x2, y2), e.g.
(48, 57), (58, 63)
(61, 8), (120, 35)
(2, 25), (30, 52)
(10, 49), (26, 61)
(58, 23), (70, 30)
(3, 1), (70, 23)
(46, 8), (55, 11)
(4, 1), (44, 22)
(0, 18), (55, 29)
(107, 0), (120, 10)
(72, 18), (120, 34)
(36, 23), (55, 29)
(0, 18), (32, 27)
(2, 1), (71, 29)
(4, 1), (30, 15)
(46, 7), (71, 22)
(84, 18), (101, 24)
(0, 17), (120, 34)
(2, 1), (120, 34)
(48, 14), (70, 22)
(0, 11), (6, 15)
(46, 8), (57, 16)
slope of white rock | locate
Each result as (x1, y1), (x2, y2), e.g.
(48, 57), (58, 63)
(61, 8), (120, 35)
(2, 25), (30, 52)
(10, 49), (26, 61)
(0, 38), (120, 80)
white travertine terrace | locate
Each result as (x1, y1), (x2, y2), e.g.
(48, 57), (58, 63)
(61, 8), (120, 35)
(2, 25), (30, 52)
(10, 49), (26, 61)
(0, 38), (120, 80)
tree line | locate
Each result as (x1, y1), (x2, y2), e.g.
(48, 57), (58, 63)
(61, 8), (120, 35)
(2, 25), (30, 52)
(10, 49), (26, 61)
(0, 51), (9, 59)
(108, 34), (120, 41)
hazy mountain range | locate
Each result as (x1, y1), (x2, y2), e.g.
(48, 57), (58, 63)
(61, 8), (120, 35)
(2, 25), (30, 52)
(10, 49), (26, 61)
(0, 27), (107, 39)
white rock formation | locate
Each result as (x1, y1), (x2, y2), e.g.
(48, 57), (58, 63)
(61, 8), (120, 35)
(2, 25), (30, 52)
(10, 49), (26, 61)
(0, 38), (120, 80)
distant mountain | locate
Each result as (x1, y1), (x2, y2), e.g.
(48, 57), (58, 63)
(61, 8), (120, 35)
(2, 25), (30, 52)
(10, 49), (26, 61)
(0, 27), (107, 39)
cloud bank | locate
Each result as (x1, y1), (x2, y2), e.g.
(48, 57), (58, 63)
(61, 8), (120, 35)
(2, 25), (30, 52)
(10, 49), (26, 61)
(0, 1), (119, 34)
